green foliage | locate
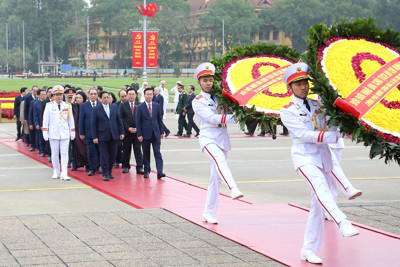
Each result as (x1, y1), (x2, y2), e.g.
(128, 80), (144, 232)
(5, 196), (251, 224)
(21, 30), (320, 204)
(211, 43), (300, 132)
(259, 0), (371, 51)
(304, 18), (400, 165)
(199, 0), (261, 52)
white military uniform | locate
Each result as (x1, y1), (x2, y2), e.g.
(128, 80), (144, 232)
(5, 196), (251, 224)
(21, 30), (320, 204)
(192, 63), (242, 222)
(42, 92), (75, 179)
(171, 82), (181, 113)
(160, 82), (169, 119)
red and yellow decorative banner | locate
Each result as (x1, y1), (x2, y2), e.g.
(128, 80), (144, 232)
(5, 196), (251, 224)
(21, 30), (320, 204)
(132, 31), (144, 68)
(334, 57), (400, 119)
(146, 32), (158, 68)
(223, 65), (289, 105)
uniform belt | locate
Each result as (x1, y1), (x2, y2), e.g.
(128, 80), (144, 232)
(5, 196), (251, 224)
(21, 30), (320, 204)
(293, 139), (307, 144)
(200, 123), (223, 129)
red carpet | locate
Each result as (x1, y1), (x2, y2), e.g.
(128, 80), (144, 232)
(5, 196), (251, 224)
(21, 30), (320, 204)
(2, 138), (399, 266)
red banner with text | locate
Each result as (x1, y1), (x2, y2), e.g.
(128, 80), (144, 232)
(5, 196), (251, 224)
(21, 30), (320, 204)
(132, 32), (144, 68)
(334, 57), (400, 119)
(146, 32), (158, 68)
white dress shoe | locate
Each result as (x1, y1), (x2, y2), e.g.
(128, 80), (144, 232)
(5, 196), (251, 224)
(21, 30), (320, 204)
(202, 213), (218, 224)
(300, 249), (323, 264)
(52, 172), (60, 179)
(60, 172), (70, 181)
(339, 220), (360, 237)
(230, 187), (243, 200)
(346, 187), (362, 200)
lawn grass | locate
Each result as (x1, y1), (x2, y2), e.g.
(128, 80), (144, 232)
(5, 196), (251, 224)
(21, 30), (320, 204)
(0, 77), (198, 93)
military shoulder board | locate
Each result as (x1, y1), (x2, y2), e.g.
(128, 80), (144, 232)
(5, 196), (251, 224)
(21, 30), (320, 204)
(195, 95), (203, 100)
(283, 102), (293, 108)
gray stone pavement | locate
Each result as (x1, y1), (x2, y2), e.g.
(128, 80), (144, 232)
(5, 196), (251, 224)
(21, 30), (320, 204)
(1, 111), (400, 266)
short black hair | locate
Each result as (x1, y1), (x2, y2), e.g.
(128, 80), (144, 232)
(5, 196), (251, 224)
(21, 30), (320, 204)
(37, 89), (44, 95)
(109, 92), (117, 103)
(76, 91), (87, 102)
(20, 87), (28, 93)
(189, 85), (195, 91)
(97, 86), (103, 91)
(126, 88), (136, 94)
(144, 87), (154, 93)
(47, 87), (53, 92)
(99, 91), (109, 98)
(64, 84), (71, 89)
(75, 87), (82, 92)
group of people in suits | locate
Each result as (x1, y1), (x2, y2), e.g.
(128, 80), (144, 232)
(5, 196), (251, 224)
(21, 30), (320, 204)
(14, 84), (166, 181)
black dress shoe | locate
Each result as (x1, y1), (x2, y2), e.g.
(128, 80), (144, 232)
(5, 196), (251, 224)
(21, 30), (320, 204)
(182, 134), (191, 137)
(109, 175), (114, 179)
(71, 168), (77, 171)
(88, 171), (95, 176)
(41, 152), (46, 157)
(15, 137), (19, 141)
(136, 168), (144, 174)
(157, 172), (166, 179)
(48, 156), (52, 162)
(114, 163), (119, 168)
(144, 172), (149, 178)
(174, 134), (182, 136)
(122, 168), (129, 173)
(258, 133), (265, 136)
(244, 132), (254, 136)
(195, 133), (200, 137)
(103, 176), (109, 181)
(30, 147), (35, 152)
(96, 169), (102, 174)
(26, 143), (30, 147)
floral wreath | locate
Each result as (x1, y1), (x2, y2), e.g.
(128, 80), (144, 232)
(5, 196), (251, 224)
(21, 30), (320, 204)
(211, 43), (300, 132)
(304, 18), (400, 165)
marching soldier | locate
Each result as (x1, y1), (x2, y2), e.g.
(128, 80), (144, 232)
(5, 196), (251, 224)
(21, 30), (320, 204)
(280, 63), (362, 264)
(42, 85), (75, 180)
(192, 62), (243, 224)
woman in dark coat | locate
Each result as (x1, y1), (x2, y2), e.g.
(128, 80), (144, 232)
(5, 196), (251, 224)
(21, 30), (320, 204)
(71, 91), (89, 171)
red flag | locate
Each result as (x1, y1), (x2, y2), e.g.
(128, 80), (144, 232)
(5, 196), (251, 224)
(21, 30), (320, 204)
(135, 3), (144, 15)
(141, 3), (147, 16)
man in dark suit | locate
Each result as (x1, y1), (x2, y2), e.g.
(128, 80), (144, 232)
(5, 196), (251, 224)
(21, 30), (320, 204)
(114, 89), (127, 168)
(13, 87), (28, 141)
(183, 85), (200, 137)
(153, 87), (170, 137)
(79, 88), (101, 176)
(28, 94), (39, 152)
(33, 89), (47, 157)
(174, 84), (187, 136)
(136, 87), (165, 179)
(23, 85), (39, 150)
(92, 91), (125, 181)
(119, 88), (144, 174)
(42, 87), (52, 161)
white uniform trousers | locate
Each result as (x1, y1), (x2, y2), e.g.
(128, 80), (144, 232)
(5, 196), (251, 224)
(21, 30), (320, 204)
(297, 164), (347, 252)
(203, 143), (237, 215)
(50, 139), (69, 174)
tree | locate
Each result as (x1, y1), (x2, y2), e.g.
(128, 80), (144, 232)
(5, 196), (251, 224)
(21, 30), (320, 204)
(371, 0), (400, 33)
(199, 0), (261, 52)
(259, 0), (371, 51)
(150, 0), (192, 68)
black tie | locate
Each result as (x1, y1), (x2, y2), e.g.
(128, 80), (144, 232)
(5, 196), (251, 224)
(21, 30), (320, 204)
(58, 104), (61, 110)
(304, 99), (310, 112)
(210, 94), (215, 102)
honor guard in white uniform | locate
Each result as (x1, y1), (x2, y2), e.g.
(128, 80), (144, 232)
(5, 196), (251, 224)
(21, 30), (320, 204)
(42, 85), (75, 180)
(280, 63), (362, 264)
(192, 62), (243, 224)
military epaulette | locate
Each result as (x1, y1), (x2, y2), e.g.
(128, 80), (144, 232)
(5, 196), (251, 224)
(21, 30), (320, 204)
(195, 95), (203, 100)
(46, 102), (51, 105)
(310, 99), (321, 107)
(283, 102), (293, 108)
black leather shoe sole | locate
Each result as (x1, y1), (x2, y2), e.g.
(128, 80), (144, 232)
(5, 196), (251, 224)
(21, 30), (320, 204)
(103, 176), (109, 181)
(157, 173), (166, 179)
(144, 173), (149, 178)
